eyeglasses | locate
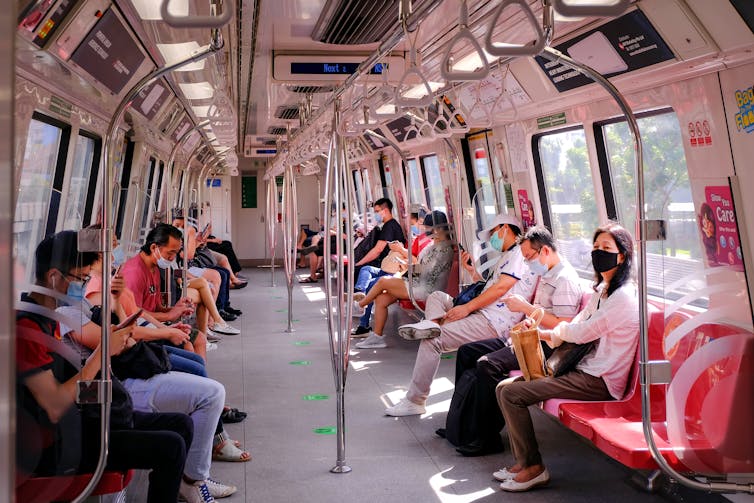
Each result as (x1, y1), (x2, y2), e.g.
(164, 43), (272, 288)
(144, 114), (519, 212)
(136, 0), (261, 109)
(65, 272), (91, 284)
(523, 248), (542, 262)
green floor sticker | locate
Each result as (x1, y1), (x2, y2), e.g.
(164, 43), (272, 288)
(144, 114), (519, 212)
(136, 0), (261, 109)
(294, 341), (311, 346)
(440, 354), (454, 360)
(289, 360), (311, 366)
(275, 308), (288, 312)
(272, 296), (283, 299)
(313, 426), (337, 435)
(292, 319), (300, 322)
(302, 394), (329, 401)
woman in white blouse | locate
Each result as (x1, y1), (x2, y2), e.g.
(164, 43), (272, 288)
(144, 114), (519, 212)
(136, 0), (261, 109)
(493, 223), (639, 492)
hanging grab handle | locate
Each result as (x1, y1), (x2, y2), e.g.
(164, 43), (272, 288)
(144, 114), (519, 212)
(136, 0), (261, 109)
(395, 55), (434, 108)
(552, 0), (629, 17)
(484, 0), (545, 57)
(161, 0), (234, 28)
(440, 1), (490, 82)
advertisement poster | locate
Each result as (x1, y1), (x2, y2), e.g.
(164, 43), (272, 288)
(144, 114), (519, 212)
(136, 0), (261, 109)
(699, 186), (743, 268)
(517, 189), (534, 229)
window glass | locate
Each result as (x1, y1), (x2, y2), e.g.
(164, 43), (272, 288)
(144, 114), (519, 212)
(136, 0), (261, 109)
(140, 157), (157, 230)
(537, 128), (598, 274)
(470, 146), (496, 217)
(14, 118), (64, 283)
(61, 134), (97, 229)
(353, 170), (364, 216)
(603, 111), (702, 298)
(421, 155), (446, 213)
(406, 158), (425, 206)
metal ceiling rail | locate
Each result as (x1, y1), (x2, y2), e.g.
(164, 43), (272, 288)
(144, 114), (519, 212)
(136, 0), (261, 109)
(271, 0), (446, 170)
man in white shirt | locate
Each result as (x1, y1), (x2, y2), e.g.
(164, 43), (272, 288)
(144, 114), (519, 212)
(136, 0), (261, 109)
(385, 215), (536, 417)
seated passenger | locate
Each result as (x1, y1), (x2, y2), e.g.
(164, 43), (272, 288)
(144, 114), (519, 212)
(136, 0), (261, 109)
(353, 211), (454, 349)
(448, 227), (582, 456)
(494, 223), (639, 492)
(16, 230), (192, 503)
(385, 215), (536, 417)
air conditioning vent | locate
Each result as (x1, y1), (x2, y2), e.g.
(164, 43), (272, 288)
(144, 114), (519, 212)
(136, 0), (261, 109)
(287, 85), (335, 94)
(268, 126), (291, 135)
(264, 139), (278, 145)
(275, 106), (300, 120)
(312, 0), (434, 45)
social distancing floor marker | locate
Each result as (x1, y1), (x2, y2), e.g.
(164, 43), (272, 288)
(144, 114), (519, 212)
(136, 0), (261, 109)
(289, 360), (311, 365)
(302, 394), (329, 401)
(294, 341), (311, 346)
(313, 426), (338, 435)
(440, 354), (454, 360)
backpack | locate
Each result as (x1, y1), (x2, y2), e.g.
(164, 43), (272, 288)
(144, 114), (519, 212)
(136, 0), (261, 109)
(444, 368), (479, 447)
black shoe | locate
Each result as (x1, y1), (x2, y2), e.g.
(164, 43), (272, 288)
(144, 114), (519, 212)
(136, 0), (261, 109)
(298, 245), (318, 255)
(435, 428), (447, 439)
(225, 306), (243, 316)
(456, 439), (504, 457)
(351, 325), (371, 336)
(219, 310), (237, 322)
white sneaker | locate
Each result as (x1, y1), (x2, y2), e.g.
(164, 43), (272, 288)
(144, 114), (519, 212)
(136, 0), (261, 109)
(206, 342), (219, 352)
(352, 300), (365, 317)
(212, 323), (240, 335)
(205, 478), (237, 498)
(398, 320), (441, 340)
(205, 329), (223, 342)
(179, 480), (216, 503)
(493, 467), (517, 482)
(385, 398), (426, 416)
(354, 332), (387, 349)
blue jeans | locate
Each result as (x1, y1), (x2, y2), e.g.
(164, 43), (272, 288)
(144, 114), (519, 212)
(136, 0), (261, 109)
(355, 266), (389, 328)
(124, 371), (225, 481)
(165, 345), (207, 377)
(212, 266), (231, 310)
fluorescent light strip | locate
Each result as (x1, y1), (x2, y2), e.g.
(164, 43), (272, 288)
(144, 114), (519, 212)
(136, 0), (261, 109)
(157, 42), (205, 72)
(131, 0), (188, 20)
(179, 82), (214, 100)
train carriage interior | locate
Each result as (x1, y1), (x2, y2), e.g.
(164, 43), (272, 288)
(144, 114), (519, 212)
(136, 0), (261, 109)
(4, 0), (754, 501)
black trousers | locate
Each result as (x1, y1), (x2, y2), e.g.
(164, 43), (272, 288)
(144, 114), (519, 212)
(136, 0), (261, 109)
(207, 241), (242, 273)
(84, 411), (193, 503)
(455, 338), (553, 445)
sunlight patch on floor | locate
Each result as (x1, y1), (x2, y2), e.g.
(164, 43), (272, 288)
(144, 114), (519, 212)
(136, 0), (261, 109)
(349, 359), (381, 371)
(429, 468), (496, 502)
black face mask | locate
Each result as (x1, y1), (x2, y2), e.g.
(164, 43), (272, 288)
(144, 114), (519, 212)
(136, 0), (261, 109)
(591, 249), (619, 273)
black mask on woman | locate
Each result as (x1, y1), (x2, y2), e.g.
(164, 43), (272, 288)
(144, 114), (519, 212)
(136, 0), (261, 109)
(591, 249), (619, 273)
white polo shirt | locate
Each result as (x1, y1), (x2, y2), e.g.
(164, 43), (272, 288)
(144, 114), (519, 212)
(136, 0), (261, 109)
(479, 244), (537, 338)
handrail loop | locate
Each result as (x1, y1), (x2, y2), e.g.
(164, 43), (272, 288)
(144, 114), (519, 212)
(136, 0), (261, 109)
(440, 0), (490, 82)
(551, 0), (629, 17)
(395, 1), (434, 108)
(484, 0), (545, 57)
(160, 0), (235, 29)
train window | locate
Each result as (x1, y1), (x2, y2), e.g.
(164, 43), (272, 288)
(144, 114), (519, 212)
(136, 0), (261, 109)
(533, 127), (598, 275)
(61, 132), (100, 229)
(598, 110), (702, 298)
(14, 113), (70, 282)
(140, 156), (157, 231)
(115, 140), (135, 238)
(421, 154), (446, 213)
(353, 169), (365, 216)
(405, 158), (426, 207)
(154, 160), (165, 216)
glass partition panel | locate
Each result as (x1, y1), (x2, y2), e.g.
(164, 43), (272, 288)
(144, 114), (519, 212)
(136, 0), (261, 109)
(421, 154), (446, 214)
(61, 134), (97, 230)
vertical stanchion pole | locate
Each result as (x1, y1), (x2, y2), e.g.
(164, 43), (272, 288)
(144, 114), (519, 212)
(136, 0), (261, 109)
(266, 177), (278, 286)
(282, 163), (297, 332)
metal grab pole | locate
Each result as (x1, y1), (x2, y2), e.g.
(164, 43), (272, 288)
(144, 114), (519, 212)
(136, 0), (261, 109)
(266, 176), (278, 286)
(82, 32), (224, 503)
(442, 137), (466, 288)
(364, 129), (424, 313)
(282, 163), (298, 332)
(180, 145), (211, 299)
(165, 120), (210, 218)
(325, 100), (352, 474)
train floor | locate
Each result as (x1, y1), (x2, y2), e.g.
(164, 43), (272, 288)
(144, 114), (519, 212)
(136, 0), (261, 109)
(121, 268), (731, 503)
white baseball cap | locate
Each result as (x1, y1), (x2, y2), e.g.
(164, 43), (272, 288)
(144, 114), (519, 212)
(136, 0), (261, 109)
(477, 214), (522, 242)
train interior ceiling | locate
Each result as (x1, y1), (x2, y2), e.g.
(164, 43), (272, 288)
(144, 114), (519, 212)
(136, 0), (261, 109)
(7, 0), (754, 501)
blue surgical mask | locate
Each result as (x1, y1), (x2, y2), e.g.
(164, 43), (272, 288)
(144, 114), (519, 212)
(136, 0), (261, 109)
(526, 256), (549, 276)
(411, 225), (420, 235)
(66, 281), (85, 302)
(112, 245), (126, 267)
(489, 227), (506, 252)
(154, 247), (176, 270)
(374, 212), (384, 224)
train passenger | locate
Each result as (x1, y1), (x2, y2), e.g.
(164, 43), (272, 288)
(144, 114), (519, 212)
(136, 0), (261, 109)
(16, 230), (192, 503)
(494, 223), (639, 492)
(385, 215), (536, 416)
(353, 211), (454, 349)
(447, 227), (582, 456)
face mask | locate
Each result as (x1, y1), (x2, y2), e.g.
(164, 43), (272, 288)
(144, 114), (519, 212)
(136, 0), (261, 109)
(66, 281), (85, 302)
(591, 249), (619, 273)
(526, 255), (549, 276)
(411, 225), (420, 235)
(489, 227), (507, 252)
(112, 245), (126, 267)
(374, 212), (384, 224)
(154, 247), (176, 270)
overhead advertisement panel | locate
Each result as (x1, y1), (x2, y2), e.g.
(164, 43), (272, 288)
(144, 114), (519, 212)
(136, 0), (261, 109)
(273, 55), (405, 83)
(534, 10), (674, 93)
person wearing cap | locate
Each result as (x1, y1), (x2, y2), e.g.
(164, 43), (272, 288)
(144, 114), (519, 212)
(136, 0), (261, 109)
(353, 211), (455, 349)
(385, 214), (536, 417)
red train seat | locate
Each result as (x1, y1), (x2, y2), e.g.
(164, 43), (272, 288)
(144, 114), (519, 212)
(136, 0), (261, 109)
(16, 469), (134, 503)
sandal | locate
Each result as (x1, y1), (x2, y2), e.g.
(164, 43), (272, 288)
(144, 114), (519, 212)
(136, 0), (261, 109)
(221, 407), (247, 423)
(298, 276), (318, 283)
(212, 439), (251, 462)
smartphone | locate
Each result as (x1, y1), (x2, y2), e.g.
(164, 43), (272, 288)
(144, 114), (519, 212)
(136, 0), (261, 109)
(201, 222), (210, 237)
(458, 244), (465, 252)
(115, 308), (143, 330)
(112, 264), (122, 278)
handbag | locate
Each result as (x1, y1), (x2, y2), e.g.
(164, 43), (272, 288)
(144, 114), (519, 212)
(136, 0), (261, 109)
(111, 340), (172, 380)
(546, 340), (596, 377)
(452, 280), (486, 307)
(381, 250), (410, 274)
(509, 308), (548, 381)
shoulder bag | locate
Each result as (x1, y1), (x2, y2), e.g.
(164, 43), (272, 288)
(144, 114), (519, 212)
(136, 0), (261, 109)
(452, 280), (487, 307)
(111, 340), (172, 380)
(509, 308), (548, 380)
(546, 340), (596, 377)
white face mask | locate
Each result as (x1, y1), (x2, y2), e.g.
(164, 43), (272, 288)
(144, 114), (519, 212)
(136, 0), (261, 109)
(154, 247), (177, 270)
